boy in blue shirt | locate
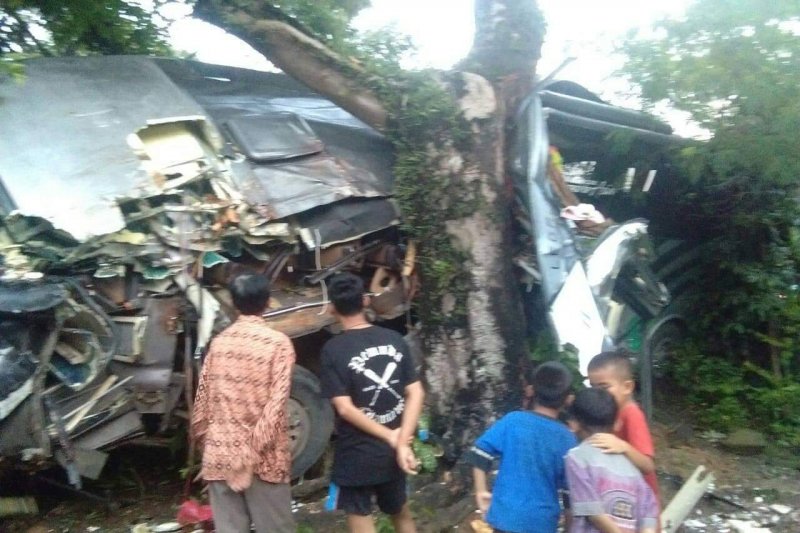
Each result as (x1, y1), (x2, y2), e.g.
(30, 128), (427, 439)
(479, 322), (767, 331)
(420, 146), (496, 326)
(468, 361), (577, 533)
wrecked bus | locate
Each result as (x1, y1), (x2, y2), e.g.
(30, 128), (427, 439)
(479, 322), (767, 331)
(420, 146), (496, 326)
(0, 56), (685, 487)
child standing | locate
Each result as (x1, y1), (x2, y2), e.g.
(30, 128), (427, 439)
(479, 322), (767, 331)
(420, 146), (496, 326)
(468, 361), (577, 533)
(586, 351), (660, 505)
(566, 388), (658, 533)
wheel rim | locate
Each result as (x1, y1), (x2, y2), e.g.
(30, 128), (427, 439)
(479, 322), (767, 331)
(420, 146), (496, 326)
(287, 397), (311, 460)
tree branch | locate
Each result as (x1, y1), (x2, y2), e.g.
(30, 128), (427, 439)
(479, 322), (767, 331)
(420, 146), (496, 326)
(193, 1), (387, 131)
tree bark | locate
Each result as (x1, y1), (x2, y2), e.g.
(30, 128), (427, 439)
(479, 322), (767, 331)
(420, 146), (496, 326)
(423, 0), (545, 451)
(193, 0), (542, 456)
(193, 0), (387, 131)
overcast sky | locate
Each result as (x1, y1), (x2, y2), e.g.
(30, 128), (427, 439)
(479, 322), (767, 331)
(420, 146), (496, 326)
(167, 0), (700, 135)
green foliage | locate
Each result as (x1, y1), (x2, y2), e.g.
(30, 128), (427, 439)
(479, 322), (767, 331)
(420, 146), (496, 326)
(0, 0), (171, 60)
(411, 437), (439, 473)
(375, 514), (395, 533)
(667, 341), (800, 445)
(528, 332), (582, 388)
(621, 0), (800, 439)
(621, 0), (800, 129)
(668, 343), (749, 430)
(249, 0), (370, 49)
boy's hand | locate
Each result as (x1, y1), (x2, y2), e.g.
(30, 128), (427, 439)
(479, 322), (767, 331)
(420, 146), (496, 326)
(475, 490), (492, 515)
(396, 443), (419, 475)
(588, 433), (629, 454)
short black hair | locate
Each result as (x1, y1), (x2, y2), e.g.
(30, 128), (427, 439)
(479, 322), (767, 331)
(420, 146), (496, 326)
(531, 361), (573, 409)
(328, 273), (365, 317)
(587, 350), (634, 381)
(571, 387), (618, 434)
(229, 273), (270, 315)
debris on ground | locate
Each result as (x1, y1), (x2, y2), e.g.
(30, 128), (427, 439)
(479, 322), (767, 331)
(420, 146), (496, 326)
(662, 465), (716, 533)
(656, 418), (799, 533)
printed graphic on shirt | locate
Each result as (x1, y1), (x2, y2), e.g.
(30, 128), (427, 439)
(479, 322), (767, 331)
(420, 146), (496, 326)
(348, 344), (406, 424)
(605, 489), (637, 532)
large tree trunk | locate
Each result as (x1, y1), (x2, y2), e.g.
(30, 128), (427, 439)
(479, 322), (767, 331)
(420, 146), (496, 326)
(194, 0), (543, 458)
(407, 68), (530, 457)
(426, 0), (543, 453)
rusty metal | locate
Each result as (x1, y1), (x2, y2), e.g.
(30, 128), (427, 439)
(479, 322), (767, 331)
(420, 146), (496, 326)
(72, 410), (144, 451)
(303, 240), (382, 285)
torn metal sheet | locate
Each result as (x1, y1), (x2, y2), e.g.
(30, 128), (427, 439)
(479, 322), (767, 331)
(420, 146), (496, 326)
(548, 261), (608, 375)
(0, 280), (67, 313)
(0, 57), (211, 240)
(229, 155), (387, 222)
(0, 57), (396, 245)
(297, 198), (401, 249)
(55, 447), (108, 480)
(173, 274), (223, 351)
(158, 59), (395, 191)
(72, 410), (144, 450)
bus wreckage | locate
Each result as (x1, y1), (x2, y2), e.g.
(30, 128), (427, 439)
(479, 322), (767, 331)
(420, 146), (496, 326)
(0, 56), (685, 488)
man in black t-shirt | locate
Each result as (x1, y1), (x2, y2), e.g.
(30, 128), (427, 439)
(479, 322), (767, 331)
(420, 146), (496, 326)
(320, 273), (424, 533)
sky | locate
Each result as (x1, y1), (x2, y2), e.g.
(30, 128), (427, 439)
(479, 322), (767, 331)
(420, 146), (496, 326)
(167, 0), (700, 135)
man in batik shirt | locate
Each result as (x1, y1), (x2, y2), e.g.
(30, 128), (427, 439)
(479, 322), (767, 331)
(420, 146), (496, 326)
(192, 273), (295, 533)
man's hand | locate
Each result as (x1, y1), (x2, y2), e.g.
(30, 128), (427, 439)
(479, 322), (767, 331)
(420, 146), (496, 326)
(226, 464), (253, 492)
(475, 490), (492, 515)
(588, 433), (629, 454)
(385, 427), (402, 448)
(396, 443), (419, 475)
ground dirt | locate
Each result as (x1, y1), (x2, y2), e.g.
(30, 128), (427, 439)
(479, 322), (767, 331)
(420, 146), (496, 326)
(2, 404), (799, 533)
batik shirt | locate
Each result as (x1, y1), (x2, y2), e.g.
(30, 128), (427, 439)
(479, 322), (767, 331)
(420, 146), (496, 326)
(192, 315), (296, 484)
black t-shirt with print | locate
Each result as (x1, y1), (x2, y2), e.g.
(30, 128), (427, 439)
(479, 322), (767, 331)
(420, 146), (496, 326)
(320, 325), (418, 486)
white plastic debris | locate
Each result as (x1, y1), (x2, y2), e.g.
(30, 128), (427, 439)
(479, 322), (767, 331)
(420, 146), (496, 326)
(700, 430), (727, 442)
(769, 504), (791, 515)
(684, 519), (707, 528)
(727, 519), (771, 533)
(754, 496), (764, 503)
(87, 527), (100, 532)
(152, 523), (181, 532)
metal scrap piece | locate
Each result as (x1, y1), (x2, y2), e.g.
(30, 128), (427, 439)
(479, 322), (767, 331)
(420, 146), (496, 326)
(662, 466), (716, 533)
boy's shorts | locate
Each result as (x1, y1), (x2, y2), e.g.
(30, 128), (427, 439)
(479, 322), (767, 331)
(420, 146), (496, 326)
(332, 476), (407, 516)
